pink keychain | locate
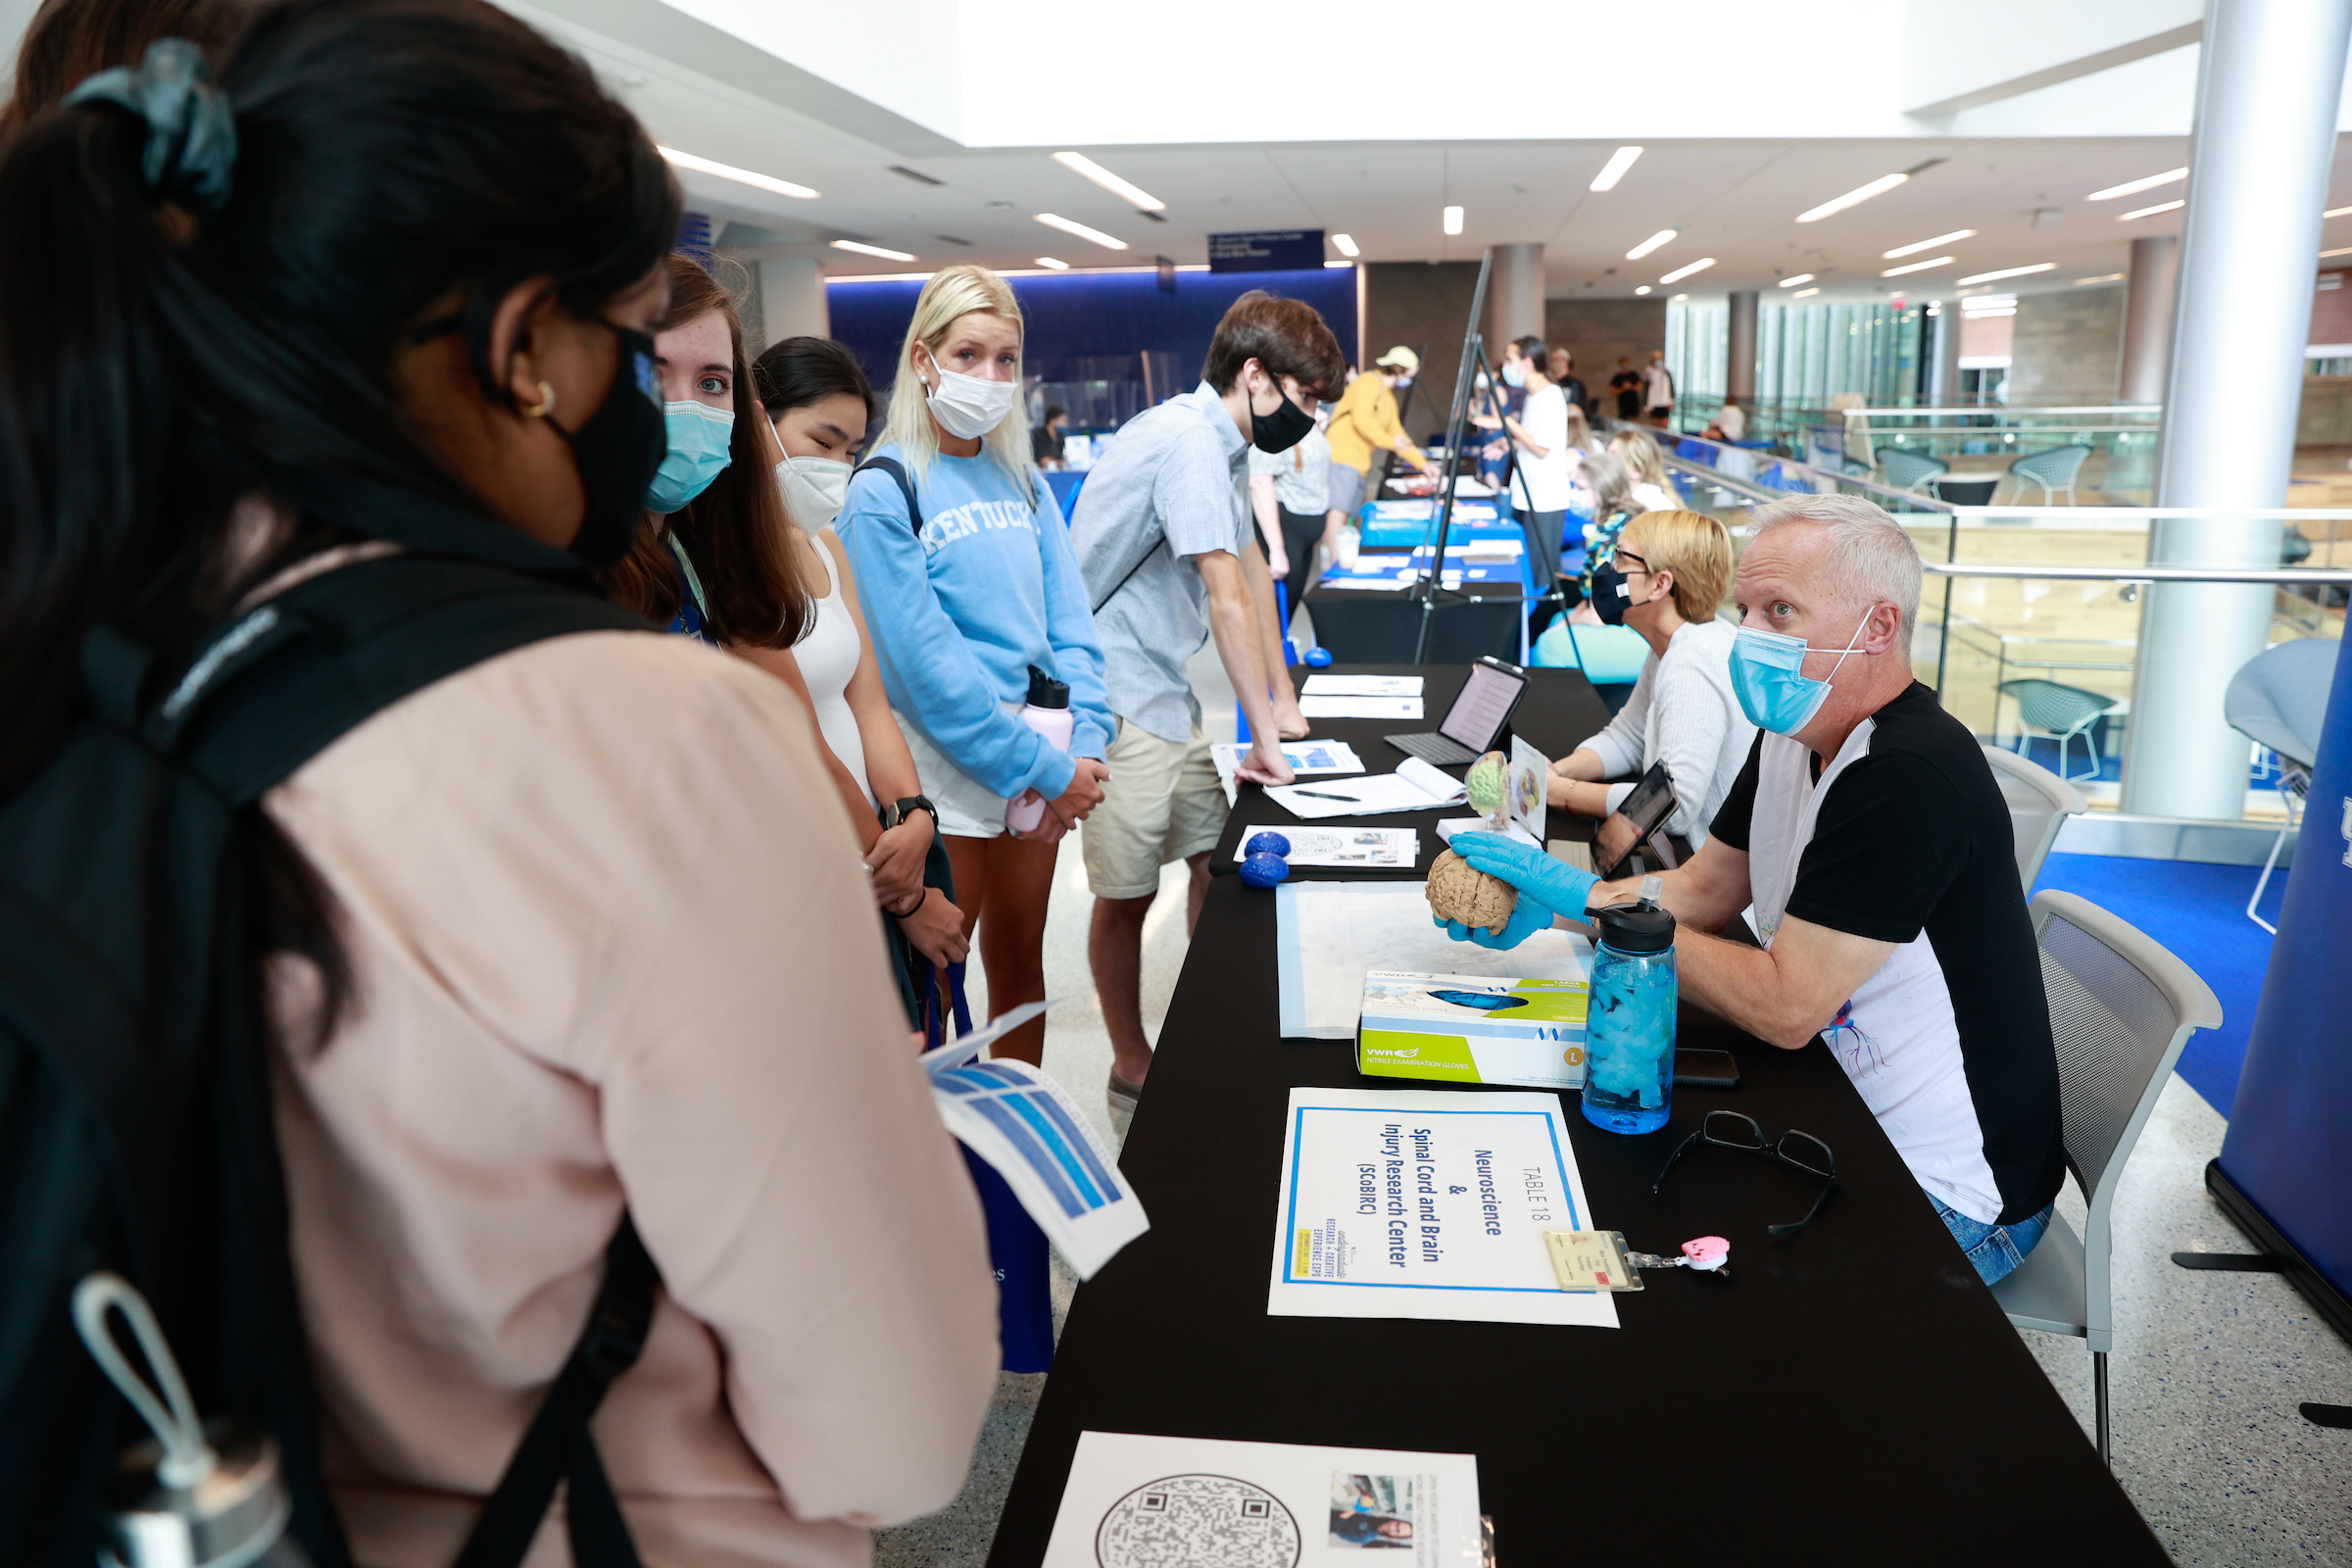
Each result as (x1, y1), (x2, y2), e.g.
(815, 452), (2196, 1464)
(1623, 1236), (1732, 1279)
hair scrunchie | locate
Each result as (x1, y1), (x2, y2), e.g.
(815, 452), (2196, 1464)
(63, 37), (238, 211)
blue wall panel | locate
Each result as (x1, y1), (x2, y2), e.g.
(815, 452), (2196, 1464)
(826, 267), (1357, 433)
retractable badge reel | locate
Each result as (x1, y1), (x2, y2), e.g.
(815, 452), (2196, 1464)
(1543, 1231), (1731, 1292)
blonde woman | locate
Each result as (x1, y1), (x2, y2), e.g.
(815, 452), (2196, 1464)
(1610, 425), (1678, 514)
(1548, 509), (1755, 844)
(838, 264), (1112, 1068)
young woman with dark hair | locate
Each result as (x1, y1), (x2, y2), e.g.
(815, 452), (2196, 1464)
(0, 2), (994, 1560)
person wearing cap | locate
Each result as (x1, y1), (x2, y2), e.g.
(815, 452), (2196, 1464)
(1326, 345), (1435, 514)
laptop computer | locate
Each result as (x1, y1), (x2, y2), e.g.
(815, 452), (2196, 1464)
(1383, 657), (1530, 766)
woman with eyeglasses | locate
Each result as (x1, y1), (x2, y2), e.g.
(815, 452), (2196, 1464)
(1547, 510), (1755, 846)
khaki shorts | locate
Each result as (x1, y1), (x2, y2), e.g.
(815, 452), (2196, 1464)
(1082, 719), (1226, 900)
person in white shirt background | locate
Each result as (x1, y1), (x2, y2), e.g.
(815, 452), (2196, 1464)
(1547, 508), (1755, 845)
(1643, 348), (1675, 427)
(1610, 424), (1679, 514)
(1499, 334), (1577, 593)
(1706, 394), (1746, 444)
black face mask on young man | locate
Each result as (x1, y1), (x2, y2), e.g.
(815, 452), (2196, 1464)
(554, 324), (667, 570)
(1250, 369), (1316, 454)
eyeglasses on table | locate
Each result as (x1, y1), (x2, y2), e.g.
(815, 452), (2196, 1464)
(1650, 1110), (1838, 1235)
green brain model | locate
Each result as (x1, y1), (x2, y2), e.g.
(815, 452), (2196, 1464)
(1465, 750), (1510, 821)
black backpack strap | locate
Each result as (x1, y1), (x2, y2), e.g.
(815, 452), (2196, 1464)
(1090, 535), (1167, 616)
(156, 553), (649, 805)
(453, 1217), (661, 1568)
(853, 456), (924, 536)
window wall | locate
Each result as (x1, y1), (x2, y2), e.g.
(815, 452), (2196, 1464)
(1668, 299), (1933, 408)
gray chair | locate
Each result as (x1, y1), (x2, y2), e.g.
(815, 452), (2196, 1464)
(1983, 745), (2089, 889)
(1878, 449), (1950, 494)
(2225, 637), (2338, 932)
(2008, 444), (2092, 506)
(1999, 677), (2119, 783)
(1993, 889), (2224, 1466)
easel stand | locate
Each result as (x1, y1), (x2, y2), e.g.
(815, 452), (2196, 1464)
(1413, 251), (1497, 664)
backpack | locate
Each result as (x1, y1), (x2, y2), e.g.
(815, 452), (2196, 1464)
(0, 538), (661, 1567)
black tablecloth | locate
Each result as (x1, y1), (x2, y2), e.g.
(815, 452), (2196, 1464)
(988, 666), (2166, 1567)
(1211, 662), (1608, 877)
(1304, 570), (1526, 664)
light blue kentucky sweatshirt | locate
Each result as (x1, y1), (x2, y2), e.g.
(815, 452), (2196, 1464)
(839, 443), (1111, 802)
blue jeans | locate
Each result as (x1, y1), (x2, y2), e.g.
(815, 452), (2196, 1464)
(1932, 1198), (2053, 1286)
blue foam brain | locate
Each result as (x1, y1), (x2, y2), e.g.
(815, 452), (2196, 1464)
(1245, 831), (1292, 858)
(1240, 852), (1291, 888)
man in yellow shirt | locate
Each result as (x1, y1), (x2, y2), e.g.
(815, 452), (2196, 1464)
(1325, 346), (1435, 522)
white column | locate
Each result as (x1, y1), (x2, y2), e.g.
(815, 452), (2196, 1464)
(1489, 243), (1544, 347)
(2121, 0), (2352, 819)
(1928, 303), (1962, 404)
(757, 258), (829, 348)
(1726, 291), (1758, 402)
(2117, 235), (2180, 406)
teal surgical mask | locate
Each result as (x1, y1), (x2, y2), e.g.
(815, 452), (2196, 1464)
(1727, 612), (1873, 735)
(645, 399), (735, 514)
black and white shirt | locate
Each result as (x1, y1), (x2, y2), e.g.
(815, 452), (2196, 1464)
(1710, 683), (2065, 1225)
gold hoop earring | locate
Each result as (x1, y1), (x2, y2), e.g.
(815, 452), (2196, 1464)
(520, 381), (557, 419)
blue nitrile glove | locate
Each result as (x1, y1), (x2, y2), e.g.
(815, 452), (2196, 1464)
(1430, 831), (1601, 951)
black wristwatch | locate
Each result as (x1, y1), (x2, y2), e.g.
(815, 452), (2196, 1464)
(883, 795), (937, 831)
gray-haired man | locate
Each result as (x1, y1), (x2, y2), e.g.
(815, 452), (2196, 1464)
(1446, 495), (2065, 1284)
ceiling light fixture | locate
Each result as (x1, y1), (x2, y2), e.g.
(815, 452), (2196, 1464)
(1034, 212), (1128, 250)
(1634, 285), (1652, 295)
(1777, 273), (1815, 288)
(1956, 262), (2056, 285)
(2075, 272), (2126, 284)
(1881, 256), (1955, 277)
(660, 146), (817, 200)
(2087, 168), (2187, 201)
(2323, 246), (2352, 259)
(1035, 257), (1070, 270)
(1671, 293), (1690, 301)
(1590, 145), (1643, 191)
(2328, 206), (2352, 219)
(1885, 228), (1976, 259)
(1795, 162), (1940, 224)
(1443, 205), (1464, 235)
(1966, 306), (2018, 318)
(1052, 150), (1165, 212)
(1657, 257), (1715, 284)
(2119, 199), (2184, 220)
(1331, 232), (1361, 258)
(1791, 286), (1821, 298)
(831, 239), (915, 262)
(1626, 228), (1677, 261)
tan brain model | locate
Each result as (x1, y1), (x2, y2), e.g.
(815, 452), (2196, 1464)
(1425, 849), (1518, 934)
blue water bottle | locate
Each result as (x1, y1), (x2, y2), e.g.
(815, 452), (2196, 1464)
(1581, 877), (1678, 1135)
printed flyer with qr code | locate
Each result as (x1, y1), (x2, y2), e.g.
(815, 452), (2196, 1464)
(1043, 1432), (1481, 1568)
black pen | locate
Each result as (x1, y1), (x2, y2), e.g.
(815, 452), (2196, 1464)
(1292, 789), (1360, 802)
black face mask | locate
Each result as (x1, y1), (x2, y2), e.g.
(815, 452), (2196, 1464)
(552, 324), (666, 570)
(1589, 556), (1638, 625)
(1250, 372), (1316, 454)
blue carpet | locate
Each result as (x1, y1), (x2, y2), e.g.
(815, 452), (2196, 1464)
(2028, 852), (2285, 1117)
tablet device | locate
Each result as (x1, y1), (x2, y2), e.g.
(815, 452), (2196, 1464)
(1592, 760), (1677, 882)
(1383, 657), (1529, 766)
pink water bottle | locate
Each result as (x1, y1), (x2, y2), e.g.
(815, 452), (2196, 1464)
(1005, 664), (1073, 834)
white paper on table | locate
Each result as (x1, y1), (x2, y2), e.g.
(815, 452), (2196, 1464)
(1409, 538), (1524, 558)
(1267, 1086), (1615, 1328)
(1300, 674), (1425, 698)
(1044, 1432), (1482, 1568)
(1274, 879), (1592, 1038)
(1243, 824), (1417, 868)
(925, 1004), (1148, 1279)
(1436, 816), (1539, 848)
(1264, 759), (1463, 820)
(1297, 694), (1425, 719)
(1318, 574), (1417, 592)
(1209, 740), (1364, 782)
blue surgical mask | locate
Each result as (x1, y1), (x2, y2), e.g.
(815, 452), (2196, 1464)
(645, 399), (735, 514)
(1501, 362), (1526, 388)
(1727, 613), (1873, 735)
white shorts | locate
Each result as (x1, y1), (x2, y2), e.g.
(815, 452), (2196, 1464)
(898, 711), (1018, 839)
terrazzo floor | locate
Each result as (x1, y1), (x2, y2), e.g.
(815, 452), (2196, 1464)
(873, 638), (2352, 1568)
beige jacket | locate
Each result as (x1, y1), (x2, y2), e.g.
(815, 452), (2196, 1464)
(263, 627), (998, 1568)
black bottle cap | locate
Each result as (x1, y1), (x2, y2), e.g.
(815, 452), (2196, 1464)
(1025, 664), (1069, 710)
(1595, 899), (1675, 955)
